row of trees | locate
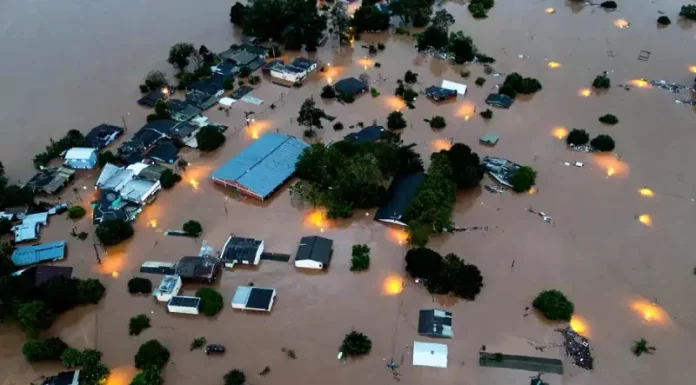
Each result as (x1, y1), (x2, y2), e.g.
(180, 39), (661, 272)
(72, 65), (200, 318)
(405, 247), (484, 299)
(22, 341), (110, 385)
(1, 274), (105, 336)
(33, 130), (87, 169)
(499, 73), (542, 99)
(566, 129), (616, 152)
(291, 137), (424, 219)
(414, 10), (495, 64)
(230, 0), (326, 51)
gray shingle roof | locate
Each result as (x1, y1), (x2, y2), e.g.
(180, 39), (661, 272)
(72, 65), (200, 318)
(295, 236), (333, 266)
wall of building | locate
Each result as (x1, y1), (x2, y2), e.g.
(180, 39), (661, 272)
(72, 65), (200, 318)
(294, 259), (323, 269)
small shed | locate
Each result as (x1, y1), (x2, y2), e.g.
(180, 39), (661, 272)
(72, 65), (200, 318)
(441, 80), (467, 95)
(153, 275), (182, 302)
(221, 236), (264, 268)
(413, 341), (448, 368)
(294, 236), (333, 269)
(64, 148), (98, 169)
(231, 286), (276, 311)
(167, 296), (201, 315)
(479, 133), (500, 146)
(334, 77), (368, 97)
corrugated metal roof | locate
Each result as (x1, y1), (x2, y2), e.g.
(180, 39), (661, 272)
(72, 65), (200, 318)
(65, 148), (97, 160)
(211, 133), (309, 199)
(11, 241), (66, 266)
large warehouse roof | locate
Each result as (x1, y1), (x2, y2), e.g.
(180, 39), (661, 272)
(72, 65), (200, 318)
(211, 133), (309, 199)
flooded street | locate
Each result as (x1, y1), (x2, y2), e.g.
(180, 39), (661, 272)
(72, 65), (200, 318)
(2, 0), (696, 385)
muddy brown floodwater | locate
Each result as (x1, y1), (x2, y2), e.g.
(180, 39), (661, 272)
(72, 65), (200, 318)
(2, 0), (696, 384)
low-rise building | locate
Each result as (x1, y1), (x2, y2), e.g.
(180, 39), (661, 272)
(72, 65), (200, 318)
(41, 370), (80, 385)
(85, 124), (124, 149)
(167, 296), (200, 315)
(24, 167), (75, 195)
(290, 57), (317, 73)
(137, 88), (169, 107)
(175, 256), (221, 284)
(441, 80), (467, 95)
(418, 309), (453, 338)
(11, 241), (66, 267)
(270, 64), (307, 83)
(485, 93), (514, 108)
(294, 236), (333, 269)
(64, 148), (98, 169)
(231, 286), (276, 312)
(343, 125), (385, 143)
(12, 212), (49, 243)
(153, 275), (182, 302)
(221, 236), (264, 268)
(374, 172), (426, 226)
(334, 77), (369, 98)
(413, 341), (448, 368)
(15, 265), (73, 287)
(425, 86), (458, 101)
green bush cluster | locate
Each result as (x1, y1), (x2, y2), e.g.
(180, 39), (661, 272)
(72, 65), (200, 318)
(429, 116), (446, 129)
(96, 219), (134, 246)
(183, 220), (203, 237)
(159, 168), (182, 189)
(196, 288), (224, 317)
(33, 130), (87, 169)
(510, 166), (537, 193)
(532, 290), (574, 321)
(196, 126), (226, 152)
(340, 331), (372, 357)
(350, 244), (370, 271)
(67, 206), (86, 219)
(405, 247), (484, 299)
(130, 314), (151, 336)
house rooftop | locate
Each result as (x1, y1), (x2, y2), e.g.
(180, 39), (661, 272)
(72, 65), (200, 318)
(290, 57), (316, 70)
(334, 77), (368, 97)
(168, 295), (200, 308)
(65, 147), (97, 160)
(91, 188), (141, 224)
(374, 172), (427, 226)
(137, 89), (168, 107)
(42, 371), (80, 385)
(485, 93), (514, 108)
(175, 256), (220, 280)
(295, 236), (333, 266)
(344, 125), (385, 143)
(418, 309), (453, 338)
(154, 275), (181, 296)
(138, 164), (169, 182)
(232, 286), (276, 311)
(170, 122), (199, 138)
(424, 86), (457, 100)
(147, 140), (179, 164)
(11, 241), (67, 267)
(18, 265), (74, 287)
(24, 167), (75, 194)
(85, 124), (124, 149)
(222, 236), (262, 264)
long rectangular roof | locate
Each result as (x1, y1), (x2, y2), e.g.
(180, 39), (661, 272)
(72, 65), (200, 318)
(12, 241), (66, 266)
(295, 236), (333, 265)
(374, 173), (426, 224)
(211, 133), (309, 199)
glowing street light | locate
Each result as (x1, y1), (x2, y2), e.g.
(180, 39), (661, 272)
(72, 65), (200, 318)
(545, 7), (555, 14)
(637, 214), (652, 227)
(551, 126), (568, 139)
(613, 19), (629, 28)
(547, 61), (561, 68)
(579, 88), (592, 97)
(689, 65), (696, 74)
(639, 188), (654, 197)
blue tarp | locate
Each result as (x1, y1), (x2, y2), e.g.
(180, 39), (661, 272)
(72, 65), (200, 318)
(11, 241), (67, 267)
(211, 133), (309, 200)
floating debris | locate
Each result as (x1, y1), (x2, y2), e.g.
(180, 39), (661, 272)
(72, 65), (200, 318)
(526, 207), (554, 225)
(484, 184), (505, 194)
(556, 327), (594, 370)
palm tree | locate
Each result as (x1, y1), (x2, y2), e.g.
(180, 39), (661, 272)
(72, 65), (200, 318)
(632, 338), (656, 356)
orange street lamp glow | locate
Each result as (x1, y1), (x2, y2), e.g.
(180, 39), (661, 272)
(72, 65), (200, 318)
(569, 315), (589, 336)
(547, 61), (561, 68)
(456, 103), (476, 119)
(551, 126), (568, 139)
(305, 209), (329, 229)
(432, 139), (452, 152)
(613, 19), (629, 28)
(630, 299), (668, 325)
(385, 96), (406, 111)
(639, 188), (654, 197)
(630, 79), (650, 88)
(148, 219), (157, 228)
(528, 187), (537, 195)
(189, 178), (200, 190)
(382, 274), (404, 295)
(689, 65), (696, 74)
(579, 88), (592, 97)
(606, 167), (615, 177)
(545, 7), (555, 14)
(638, 214), (652, 226)
(387, 228), (409, 245)
(111, 271), (119, 278)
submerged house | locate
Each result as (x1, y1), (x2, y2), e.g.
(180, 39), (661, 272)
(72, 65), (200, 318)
(85, 124), (124, 149)
(211, 133), (309, 200)
(221, 236), (264, 268)
(64, 148), (98, 169)
(24, 167), (75, 195)
(15, 265), (73, 287)
(41, 371), (80, 385)
(175, 256), (221, 284)
(231, 286), (277, 312)
(167, 100), (201, 122)
(334, 77), (369, 98)
(290, 57), (317, 73)
(137, 88), (169, 107)
(374, 172), (426, 226)
(91, 188), (142, 224)
(481, 156), (521, 187)
(418, 309), (453, 338)
(425, 86), (457, 101)
(343, 125), (385, 143)
(485, 93), (514, 109)
(118, 120), (175, 164)
(11, 241), (66, 267)
(92, 162), (162, 224)
(270, 64), (307, 83)
(294, 236), (333, 269)
(12, 212), (49, 243)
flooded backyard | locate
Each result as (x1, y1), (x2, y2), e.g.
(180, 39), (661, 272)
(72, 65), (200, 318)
(1, 0), (696, 385)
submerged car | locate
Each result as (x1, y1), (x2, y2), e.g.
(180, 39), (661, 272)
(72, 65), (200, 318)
(205, 344), (226, 355)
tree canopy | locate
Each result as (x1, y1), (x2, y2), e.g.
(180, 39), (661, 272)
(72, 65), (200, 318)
(22, 338), (68, 362)
(130, 366), (163, 385)
(183, 220), (203, 237)
(224, 370), (246, 385)
(448, 31), (477, 63)
(230, 2), (247, 25)
(405, 247), (484, 299)
(592, 74), (611, 89)
(129, 314), (151, 336)
(196, 288), (224, 317)
(298, 98), (324, 134)
(135, 340), (170, 370)
(533, 290), (574, 321)
(590, 134), (615, 152)
(502, 73), (542, 96)
(33, 130), (87, 169)
(159, 168), (182, 189)
(196, 126), (226, 152)
(97, 150), (119, 168)
(128, 277), (153, 294)
(329, 1), (351, 41)
(96, 219), (134, 246)
(350, 244), (370, 272)
(340, 331), (372, 356)
(389, 0), (432, 27)
(566, 128), (589, 146)
(441, 143), (484, 189)
(387, 111), (407, 130)
(510, 166), (537, 193)
(352, 5), (390, 32)
(241, 0), (326, 50)
(168, 43), (196, 71)
(680, 5), (696, 20)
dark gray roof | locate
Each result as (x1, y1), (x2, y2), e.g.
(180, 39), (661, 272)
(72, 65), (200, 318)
(222, 237), (262, 264)
(175, 256), (220, 280)
(24, 167), (75, 194)
(91, 188), (140, 224)
(334, 77), (368, 97)
(418, 309), (453, 338)
(187, 80), (222, 96)
(20, 265), (73, 287)
(185, 90), (219, 110)
(85, 124), (124, 149)
(170, 122), (199, 138)
(211, 133), (309, 199)
(374, 173), (426, 224)
(291, 57), (316, 70)
(137, 89), (167, 107)
(295, 236), (333, 266)
(425, 86), (457, 100)
(168, 101), (201, 122)
(485, 93), (514, 108)
(168, 296), (200, 308)
(42, 371), (79, 385)
(344, 125), (384, 143)
(262, 59), (284, 73)
(246, 287), (275, 310)
(146, 140), (179, 164)
(214, 61), (237, 76)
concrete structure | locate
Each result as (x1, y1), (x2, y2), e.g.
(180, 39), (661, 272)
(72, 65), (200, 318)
(12, 212), (49, 243)
(85, 124), (124, 149)
(153, 275), (182, 302)
(413, 341), (448, 368)
(95, 163), (162, 205)
(343, 125), (385, 143)
(11, 241), (66, 267)
(231, 286), (276, 311)
(479, 133), (500, 146)
(334, 77), (368, 97)
(221, 236), (264, 268)
(64, 148), (98, 169)
(211, 133), (309, 200)
(167, 296), (201, 315)
(418, 309), (453, 338)
(374, 173), (426, 226)
(294, 236), (333, 269)
(441, 80), (467, 95)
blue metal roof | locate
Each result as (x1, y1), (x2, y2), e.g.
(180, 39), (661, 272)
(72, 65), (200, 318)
(211, 133), (309, 199)
(11, 241), (67, 267)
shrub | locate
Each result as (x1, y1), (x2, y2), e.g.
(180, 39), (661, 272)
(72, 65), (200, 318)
(139, 84), (149, 93)
(598, 114), (619, 125)
(81, 349), (103, 366)
(22, 338), (68, 362)
(321, 85), (336, 98)
(81, 362), (110, 385)
(286, 349), (297, 359)
(680, 5), (696, 20)
(130, 366), (162, 385)
(224, 370), (246, 385)
(67, 206), (86, 219)
(190, 337), (206, 351)
(341, 93), (355, 103)
(183, 220), (202, 237)
(404, 70), (418, 84)
(196, 125), (226, 152)
(128, 277), (152, 294)
(566, 129), (590, 146)
(248, 75), (261, 85)
(96, 219), (134, 246)
(135, 340), (170, 369)
(350, 244), (370, 272)
(657, 15), (671, 25)
(129, 314), (151, 336)
(468, 2), (488, 18)
(377, 43), (386, 50)
(374, 62), (381, 68)
(370, 87), (380, 97)
(224, 77), (234, 91)
(159, 168), (182, 189)
(475, 77), (486, 86)
(510, 166), (537, 193)
(303, 129), (316, 139)
(60, 347), (84, 368)
(77, 231), (89, 240)
(532, 290), (574, 321)
(394, 26), (410, 35)
(97, 150), (119, 168)
(196, 288), (223, 317)
(632, 339), (656, 356)
(592, 74), (611, 89)
(368, 44), (377, 54)
(77, 279), (106, 305)
(238, 66), (252, 78)
(405, 247), (443, 280)
(429, 116), (446, 129)
(480, 109), (493, 119)
(145, 70), (168, 90)
(503, 73), (542, 94)
(590, 134), (615, 152)
(17, 300), (55, 336)
(333, 122), (344, 131)
(340, 331), (372, 357)
(461, 70), (471, 78)
(387, 111), (407, 130)
(498, 84), (517, 99)
(600, 1), (617, 9)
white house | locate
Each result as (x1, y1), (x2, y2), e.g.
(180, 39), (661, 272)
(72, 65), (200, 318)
(64, 148), (98, 169)
(294, 236), (333, 269)
(12, 212), (49, 243)
(95, 163), (162, 204)
(231, 286), (276, 312)
(221, 236), (264, 268)
(167, 296), (201, 315)
(412, 341), (448, 368)
(270, 64), (307, 83)
(441, 80), (467, 95)
(153, 275), (182, 302)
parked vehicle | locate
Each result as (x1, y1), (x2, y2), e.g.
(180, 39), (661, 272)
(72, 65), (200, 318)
(205, 344), (226, 355)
